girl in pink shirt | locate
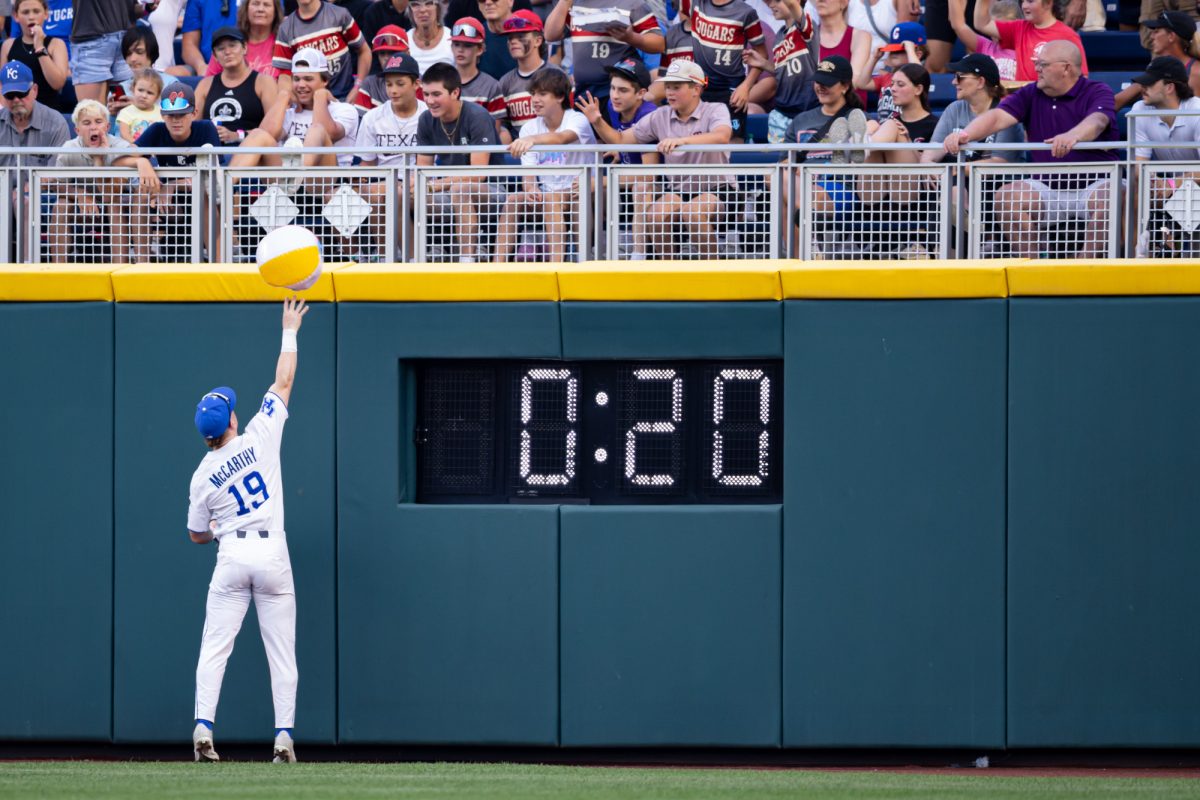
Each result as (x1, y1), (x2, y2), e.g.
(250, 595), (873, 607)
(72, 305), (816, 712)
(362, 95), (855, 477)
(974, 0), (1087, 82)
(205, 0), (284, 78)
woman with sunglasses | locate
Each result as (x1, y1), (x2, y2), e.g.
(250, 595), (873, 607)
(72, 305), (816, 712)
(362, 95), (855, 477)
(202, 0), (286, 78)
(922, 52), (1023, 165)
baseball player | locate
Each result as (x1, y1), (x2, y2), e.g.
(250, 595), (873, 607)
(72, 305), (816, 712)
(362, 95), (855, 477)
(187, 297), (309, 764)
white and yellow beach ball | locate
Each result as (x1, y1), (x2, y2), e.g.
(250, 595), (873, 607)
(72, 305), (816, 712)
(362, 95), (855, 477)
(256, 225), (323, 291)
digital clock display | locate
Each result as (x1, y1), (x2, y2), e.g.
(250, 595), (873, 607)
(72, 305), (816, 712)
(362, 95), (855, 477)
(415, 361), (782, 504)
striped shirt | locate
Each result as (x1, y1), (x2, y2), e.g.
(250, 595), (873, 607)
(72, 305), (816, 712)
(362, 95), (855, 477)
(497, 62), (568, 132)
(273, 2), (367, 100)
(690, 0), (765, 93)
(771, 16), (814, 114)
(461, 70), (506, 119)
(661, 21), (694, 71)
(563, 0), (662, 94)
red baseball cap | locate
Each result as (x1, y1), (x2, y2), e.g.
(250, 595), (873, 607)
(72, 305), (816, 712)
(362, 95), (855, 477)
(503, 9), (544, 33)
(372, 25), (409, 52)
(450, 16), (486, 43)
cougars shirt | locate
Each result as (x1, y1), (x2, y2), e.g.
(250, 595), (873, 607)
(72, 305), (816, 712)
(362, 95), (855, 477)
(690, 0), (765, 93)
(661, 20), (695, 71)
(561, 0), (662, 95)
(771, 15), (814, 114)
(497, 62), (568, 133)
(273, 2), (367, 100)
(461, 70), (506, 119)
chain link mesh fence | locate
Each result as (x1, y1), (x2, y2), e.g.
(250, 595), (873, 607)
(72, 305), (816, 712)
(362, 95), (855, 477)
(222, 168), (397, 264)
(31, 167), (202, 264)
(606, 165), (778, 261)
(969, 163), (1121, 259)
(795, 164), (951, 260)
(415, 167), (589, 264)
(1134, 162), (1200, 258)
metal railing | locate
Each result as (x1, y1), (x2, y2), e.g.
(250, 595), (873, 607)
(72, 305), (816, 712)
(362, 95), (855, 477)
(2, 141), (1198, 263)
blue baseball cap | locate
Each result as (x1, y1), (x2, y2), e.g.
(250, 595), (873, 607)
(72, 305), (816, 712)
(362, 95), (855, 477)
(1, 61), (34, 94)
(883, 21), (927, 51)
(195, 387), (237, 440)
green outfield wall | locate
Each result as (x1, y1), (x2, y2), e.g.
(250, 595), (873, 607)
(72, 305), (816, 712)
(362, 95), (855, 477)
(3, 261), (1200, 748)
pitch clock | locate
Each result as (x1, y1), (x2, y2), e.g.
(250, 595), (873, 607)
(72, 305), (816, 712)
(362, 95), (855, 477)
(414, 361), (782, 504)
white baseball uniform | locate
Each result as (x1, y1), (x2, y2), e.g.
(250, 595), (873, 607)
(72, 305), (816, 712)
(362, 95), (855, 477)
(188, 390), (297, 729)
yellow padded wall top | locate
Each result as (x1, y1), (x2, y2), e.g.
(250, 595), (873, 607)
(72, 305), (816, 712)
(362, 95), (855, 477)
(333, 263), (561, 301)
(1007, 260), (1200, 296)
(111, 264), (340, 302)
(781, 260), (1012, 299)
(557, 260), (784, 301)
(0, 264), (120, 301)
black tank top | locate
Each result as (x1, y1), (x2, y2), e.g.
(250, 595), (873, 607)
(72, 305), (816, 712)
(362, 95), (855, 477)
(202, 69), (266, 145)
(8, 36), (65, 112)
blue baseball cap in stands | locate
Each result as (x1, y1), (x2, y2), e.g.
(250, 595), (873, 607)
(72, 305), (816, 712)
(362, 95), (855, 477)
(1, 61), (34, 94)
(606, 57), (652, 89)
(195, 386), (237, 440)
(381, 52), (421, 77)
(882, 21), (927, 51)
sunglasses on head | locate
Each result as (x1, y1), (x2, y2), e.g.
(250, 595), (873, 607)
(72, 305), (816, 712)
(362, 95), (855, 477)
(161, 91), (191, 111)
(452, 22), (482, 37)
(504, 19), (536, 31)
(374, 33), (407, 48)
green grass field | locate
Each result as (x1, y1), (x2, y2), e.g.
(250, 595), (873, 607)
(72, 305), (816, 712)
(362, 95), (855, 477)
(0, 761), (1196, 800)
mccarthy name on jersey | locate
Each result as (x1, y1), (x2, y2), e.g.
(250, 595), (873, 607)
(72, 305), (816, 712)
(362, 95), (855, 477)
(207, 446), (259, 489)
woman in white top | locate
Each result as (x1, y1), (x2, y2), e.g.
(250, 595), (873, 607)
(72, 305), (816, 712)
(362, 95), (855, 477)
(407, 0), (455, 73)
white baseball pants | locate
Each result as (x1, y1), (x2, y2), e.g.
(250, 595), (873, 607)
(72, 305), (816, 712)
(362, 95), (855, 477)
(194, 532), (297, 729)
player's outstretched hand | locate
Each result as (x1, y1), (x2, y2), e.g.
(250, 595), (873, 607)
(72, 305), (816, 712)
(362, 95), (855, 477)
(283, 296), (309, 332)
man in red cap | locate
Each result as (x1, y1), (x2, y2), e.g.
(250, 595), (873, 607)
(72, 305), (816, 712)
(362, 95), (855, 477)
(451, 16), (506, 120)
(356, 25), (411, 110)
(497, 9), (566, 139)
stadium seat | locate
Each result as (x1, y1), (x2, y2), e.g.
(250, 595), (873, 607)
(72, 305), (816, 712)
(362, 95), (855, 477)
(1079, 31), (1148, 71)
(746, 113), (768, 143)
(928, 72), (957, 109)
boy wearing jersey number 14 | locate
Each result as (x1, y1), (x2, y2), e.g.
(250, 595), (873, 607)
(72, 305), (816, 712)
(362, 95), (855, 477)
(187, 297), (310, 764)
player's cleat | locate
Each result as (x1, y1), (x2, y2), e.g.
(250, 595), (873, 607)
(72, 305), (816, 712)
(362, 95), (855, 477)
(272, 730), (297, 763)
(193, 723), (219, 762)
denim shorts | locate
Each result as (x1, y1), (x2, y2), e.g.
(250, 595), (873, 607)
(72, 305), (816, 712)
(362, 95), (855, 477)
(71, 30), (133, 85)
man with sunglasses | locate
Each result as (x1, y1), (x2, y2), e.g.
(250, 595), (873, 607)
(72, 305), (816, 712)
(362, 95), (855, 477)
(476, 0), (521, 78)
(0, 61), (69, 261)
(0, 61), (68, 168)
(181, 0), (241, 75)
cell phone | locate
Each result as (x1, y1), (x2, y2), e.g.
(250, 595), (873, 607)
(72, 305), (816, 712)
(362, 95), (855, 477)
(109, 84), (126, 101)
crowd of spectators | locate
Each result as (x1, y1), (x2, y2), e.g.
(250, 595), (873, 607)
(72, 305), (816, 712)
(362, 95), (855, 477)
(0, 0), (1197, 260)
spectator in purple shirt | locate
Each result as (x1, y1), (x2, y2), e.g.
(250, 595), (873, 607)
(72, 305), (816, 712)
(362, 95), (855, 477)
(944, 40), (1118, 258)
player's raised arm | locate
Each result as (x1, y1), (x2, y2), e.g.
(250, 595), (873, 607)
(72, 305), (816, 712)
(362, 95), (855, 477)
(270, 296), (309, 406)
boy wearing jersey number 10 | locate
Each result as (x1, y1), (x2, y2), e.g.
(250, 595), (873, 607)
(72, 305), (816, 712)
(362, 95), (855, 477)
(187, 297), (310, 764)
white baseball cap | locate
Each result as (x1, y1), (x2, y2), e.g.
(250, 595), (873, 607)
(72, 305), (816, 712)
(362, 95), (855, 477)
(653, 59), (707, 86)
(291, 47), (329, 74)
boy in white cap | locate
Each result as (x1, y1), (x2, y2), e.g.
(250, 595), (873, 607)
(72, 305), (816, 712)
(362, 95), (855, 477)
(584, 59), (732, 259)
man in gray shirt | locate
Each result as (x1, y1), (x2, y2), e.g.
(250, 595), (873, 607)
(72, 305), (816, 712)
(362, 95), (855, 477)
(0, 61), (70, 166)
(0, 61), (70, 260)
